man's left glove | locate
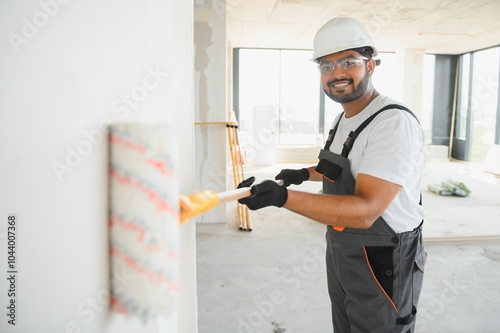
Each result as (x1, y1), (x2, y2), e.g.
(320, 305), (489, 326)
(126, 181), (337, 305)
(237, 176), (255, 189)
(238, 180), (288, 210)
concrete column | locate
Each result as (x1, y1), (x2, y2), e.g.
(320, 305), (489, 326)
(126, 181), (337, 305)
(399, 49), (426, 120)
(194, 0), (228, 223)
(172, 1), (197, 332)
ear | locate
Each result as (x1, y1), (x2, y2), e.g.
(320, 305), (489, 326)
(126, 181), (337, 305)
(367, 59), (376, 75)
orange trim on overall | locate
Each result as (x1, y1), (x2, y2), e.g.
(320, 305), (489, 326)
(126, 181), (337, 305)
(333, 226), (345, 232)
(314, 170), (336, 183)
(362, 246), (398, 312)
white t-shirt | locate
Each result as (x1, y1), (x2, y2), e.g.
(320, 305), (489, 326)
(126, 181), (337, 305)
(328, 95), (425, 233)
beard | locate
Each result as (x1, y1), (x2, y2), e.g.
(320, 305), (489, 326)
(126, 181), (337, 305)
(324, 71), (370, 104)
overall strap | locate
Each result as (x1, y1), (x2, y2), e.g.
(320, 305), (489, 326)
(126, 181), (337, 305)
(341, 104), (419, 157)
(323, 111), (345, 151)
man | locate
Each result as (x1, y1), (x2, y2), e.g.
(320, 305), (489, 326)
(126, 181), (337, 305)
(239, 17), (426, 332)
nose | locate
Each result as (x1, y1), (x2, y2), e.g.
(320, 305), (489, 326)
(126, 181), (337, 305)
(325, 70), (348, 85)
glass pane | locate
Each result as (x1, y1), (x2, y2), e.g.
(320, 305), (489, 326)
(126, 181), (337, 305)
(238, 49), (280, 162)
(422, 54), (436, 144)
(470, 47), (499, 162)
(279, 50), (320, 145)
(456, 54), (470, 140)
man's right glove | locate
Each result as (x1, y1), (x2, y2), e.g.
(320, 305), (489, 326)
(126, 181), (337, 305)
(238, 180), (288, 210)
(275, 168), (309, 187)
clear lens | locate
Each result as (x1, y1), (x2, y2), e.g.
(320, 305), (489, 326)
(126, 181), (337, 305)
(319, 63), (334, 74)
(318, 56), (368, 74)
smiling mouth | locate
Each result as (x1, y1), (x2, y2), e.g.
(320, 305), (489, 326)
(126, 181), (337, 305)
(329, 79), (352, 88)
(329, 80), (352, 93)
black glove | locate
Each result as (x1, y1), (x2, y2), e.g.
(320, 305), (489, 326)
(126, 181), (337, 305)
(238, 180), (288, 210)
(275, 168), (309, 187)
(237, 176), (255, 189)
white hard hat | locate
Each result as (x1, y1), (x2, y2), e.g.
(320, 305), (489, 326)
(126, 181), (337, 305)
(312, 17), (378, 62)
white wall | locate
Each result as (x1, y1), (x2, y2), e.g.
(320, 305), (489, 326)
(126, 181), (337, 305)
(0, 0), (196, 332)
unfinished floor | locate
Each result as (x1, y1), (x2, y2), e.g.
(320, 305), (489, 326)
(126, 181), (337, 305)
(196, 161), (500, 333)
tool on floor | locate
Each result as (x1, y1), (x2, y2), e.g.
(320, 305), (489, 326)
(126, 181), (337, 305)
(109, 123), (179, 323)
(179, 178), (284, 224)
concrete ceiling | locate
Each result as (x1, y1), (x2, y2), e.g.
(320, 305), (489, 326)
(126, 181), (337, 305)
(226, 0), (500, 55)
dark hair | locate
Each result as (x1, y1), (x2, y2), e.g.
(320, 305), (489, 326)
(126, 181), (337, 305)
(349, 46), (374, 59)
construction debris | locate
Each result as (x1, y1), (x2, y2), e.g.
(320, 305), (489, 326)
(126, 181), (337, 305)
(428, 179), (471, 197)
(428, 184), (453, 196)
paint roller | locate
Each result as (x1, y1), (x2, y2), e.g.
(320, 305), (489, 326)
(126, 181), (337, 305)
(109, 123), (179, 323)
(179, 177), (284, 223)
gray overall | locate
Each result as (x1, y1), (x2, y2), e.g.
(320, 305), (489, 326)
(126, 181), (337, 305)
(317, 105), (426, 333)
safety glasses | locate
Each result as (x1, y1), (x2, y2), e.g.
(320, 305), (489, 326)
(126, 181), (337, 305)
(317, 56), (369, 75)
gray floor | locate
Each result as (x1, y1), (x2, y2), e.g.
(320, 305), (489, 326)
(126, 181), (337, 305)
(196, 161), (500, 333)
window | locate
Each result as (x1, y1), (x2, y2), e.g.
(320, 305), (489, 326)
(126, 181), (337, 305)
(454, 47), (500, 162)
(235, 49), (438, 162)
(237, 49), (319, 148)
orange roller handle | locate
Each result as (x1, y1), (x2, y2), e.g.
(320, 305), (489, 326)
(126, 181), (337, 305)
(179, 187), (251, 224)
(179, 179), (283, 224)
